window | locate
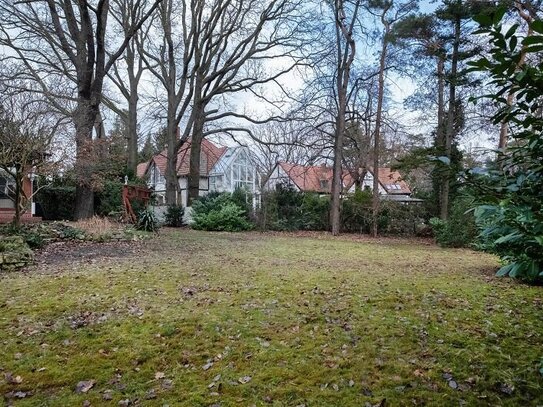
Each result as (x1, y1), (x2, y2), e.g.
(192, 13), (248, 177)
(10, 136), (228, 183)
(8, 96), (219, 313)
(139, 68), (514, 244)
(209, 175), (222, 192)
(319, 179), (329, 189)
(387, 184), (401, 190)
(0, 172), (15, 199)
(231, 151), (254, 190)
(151, 165), (164, 186)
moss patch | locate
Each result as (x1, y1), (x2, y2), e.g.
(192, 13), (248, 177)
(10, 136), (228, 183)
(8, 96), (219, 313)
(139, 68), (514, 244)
(0, 230), (542, 406)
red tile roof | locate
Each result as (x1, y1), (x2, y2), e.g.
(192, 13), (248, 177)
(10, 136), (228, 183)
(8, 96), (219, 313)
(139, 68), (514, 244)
(377, 167), (411, 194)
(278, 162), (351, 193)
(278, 162), (411, 194)
(136, 162), (148, 178)
(139, 139), (227, 178)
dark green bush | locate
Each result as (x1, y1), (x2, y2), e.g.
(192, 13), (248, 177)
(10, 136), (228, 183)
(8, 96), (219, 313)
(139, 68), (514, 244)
(468, 12), (543, 283)
(341, 190), (428, 236)
(37, 186), (76, 221)
(165, 204), (185, 227)
(341, 190), (373, 233)
(429, 196), (477, 248)
(260, 184), (329, 231)
(192, 193), (252, 232)
(378, 201), (427, 236)
(231, 187), (253, 217)
(95, 180), (123, 217)
(136, 208), (159, 232)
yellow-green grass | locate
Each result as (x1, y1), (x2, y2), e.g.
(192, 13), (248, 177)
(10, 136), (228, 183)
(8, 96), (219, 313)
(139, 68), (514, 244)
(1, 230), (542, 406)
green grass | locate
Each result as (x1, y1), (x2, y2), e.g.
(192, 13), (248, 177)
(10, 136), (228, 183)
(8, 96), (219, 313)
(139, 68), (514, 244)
(1, 229), (542, 406)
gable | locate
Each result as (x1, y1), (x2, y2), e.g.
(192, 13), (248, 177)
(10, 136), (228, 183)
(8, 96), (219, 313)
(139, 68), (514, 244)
(143, 139), (227, 179)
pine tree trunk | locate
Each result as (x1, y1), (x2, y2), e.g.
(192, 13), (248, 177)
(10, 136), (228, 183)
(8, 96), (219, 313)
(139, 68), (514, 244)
(372, 17), (389, 238)
(440, 13), (460, 221)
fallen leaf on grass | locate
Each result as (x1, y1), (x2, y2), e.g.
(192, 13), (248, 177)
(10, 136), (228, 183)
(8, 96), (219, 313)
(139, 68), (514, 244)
(238, 376), (252, 384)
(154, 371), (165, 380)
(498, 382), (514, 395)
(102, 389), (114, 400)
(161, 379), (174, 390)
(75, 380), (96, 394)
(4, 372), (23, 384)
(5, 390), (30, 399)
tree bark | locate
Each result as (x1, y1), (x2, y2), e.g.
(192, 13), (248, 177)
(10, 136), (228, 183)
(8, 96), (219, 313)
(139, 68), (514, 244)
(127, 90), (139, 174)
(330, 101), (345, 235)
(330, 0), (359, 236)
(440, 11), (460, 221)
(188, 102), (205, 206)
(126, 39), (140, 175)
(13, 168), (22, 228)
(73, 99), (99, 220)
(164, 115), (179, 205)
(372, 8), (390, 238)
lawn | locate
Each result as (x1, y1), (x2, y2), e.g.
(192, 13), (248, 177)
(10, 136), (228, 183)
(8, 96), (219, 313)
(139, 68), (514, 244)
(1, 229), (542, 406)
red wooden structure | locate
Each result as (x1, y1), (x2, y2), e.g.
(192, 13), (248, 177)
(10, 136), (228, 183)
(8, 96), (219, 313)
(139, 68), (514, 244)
(122, 185), (151, 223)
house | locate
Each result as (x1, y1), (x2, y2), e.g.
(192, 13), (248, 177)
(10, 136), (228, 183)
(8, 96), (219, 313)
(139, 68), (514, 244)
(264, 161), (417, 202)
(0, 169), (39, 224)
(137, 139), (260, 207)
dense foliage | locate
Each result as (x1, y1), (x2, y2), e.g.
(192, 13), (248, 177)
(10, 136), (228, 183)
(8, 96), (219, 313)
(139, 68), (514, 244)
(37, 179), (148, 221)
(192, 192), (252, 232)
(260, 184), (330, 231)
(469, 11), (543, 283)
(430, 195), (477, 247)
(260, 185), (429, 236)
(136, 208), (160, 233)
(37, 186), (76, 221)
(95, 180), (124, 217)
(164, 204), (185, 227)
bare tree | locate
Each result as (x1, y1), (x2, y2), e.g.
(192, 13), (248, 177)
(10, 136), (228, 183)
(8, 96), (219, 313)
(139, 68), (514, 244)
(329, 0), (362, 236)
(251, 120), (328, 185)
(141, 0), (197, 204)
(0, 93), (63, 227)
(106, 0), (154, 175)
(0, 0), (162, 219)
(143, 0), (308, 205)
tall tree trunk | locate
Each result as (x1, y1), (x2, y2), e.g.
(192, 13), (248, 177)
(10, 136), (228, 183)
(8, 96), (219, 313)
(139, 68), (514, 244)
(330, 100), (345, 235)
(126, 41), (139, 176)
(188, 102), (205, 206)
(330, 0), (359, 236)
(127, 90), (139, 175)
(12, 169), (22, 228)
(435, 55), (445, 215)
(440, 12), (460, 221)
(73, 99), (98, 220)
(372, 15), (390, 238)
(164, 112), (179, 205)
(436, 56), (445, 148)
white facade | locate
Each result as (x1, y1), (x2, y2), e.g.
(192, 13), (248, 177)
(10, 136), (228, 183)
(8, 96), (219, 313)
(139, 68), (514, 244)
(209, 147), (259, 195)
(264, 164), (300, 191)
(146, 146), (259, 207)
(346, 172), (387, 194)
